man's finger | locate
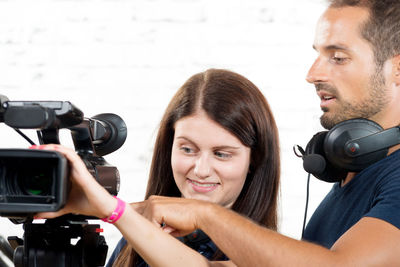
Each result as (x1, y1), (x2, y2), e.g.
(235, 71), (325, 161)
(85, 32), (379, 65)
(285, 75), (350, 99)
(162, 225), (176, 234)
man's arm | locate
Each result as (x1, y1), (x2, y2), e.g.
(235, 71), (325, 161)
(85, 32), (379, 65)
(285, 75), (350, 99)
(136, 196), (400, 266)
(114, 204), (237, 267)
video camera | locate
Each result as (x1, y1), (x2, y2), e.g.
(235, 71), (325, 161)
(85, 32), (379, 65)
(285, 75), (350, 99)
(0, 94), (127, 267)
(0, 94), (127, 218)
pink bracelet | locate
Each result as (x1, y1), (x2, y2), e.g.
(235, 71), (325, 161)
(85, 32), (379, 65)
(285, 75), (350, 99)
(101, 197), (126, 224)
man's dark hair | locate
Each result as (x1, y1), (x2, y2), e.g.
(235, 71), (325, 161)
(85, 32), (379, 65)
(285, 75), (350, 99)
(329, 0), (400, 66)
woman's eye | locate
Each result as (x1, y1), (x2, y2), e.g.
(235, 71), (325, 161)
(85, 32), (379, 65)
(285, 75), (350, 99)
(180, 147), (194, 154)
(214, 151), (231, 159)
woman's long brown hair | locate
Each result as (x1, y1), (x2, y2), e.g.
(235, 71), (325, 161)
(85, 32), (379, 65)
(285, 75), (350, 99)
(113, 69), (280, 266)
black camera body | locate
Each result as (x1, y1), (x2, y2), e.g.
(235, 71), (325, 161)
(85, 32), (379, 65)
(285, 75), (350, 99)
(0, 97), (127, 218)
(0, 95), (127, 267)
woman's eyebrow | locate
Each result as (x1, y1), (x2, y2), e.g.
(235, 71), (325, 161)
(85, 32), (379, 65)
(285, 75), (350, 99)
(213, 145), (241, 150)
(175, 136), (192, 142)
(175, 137), (241, 150)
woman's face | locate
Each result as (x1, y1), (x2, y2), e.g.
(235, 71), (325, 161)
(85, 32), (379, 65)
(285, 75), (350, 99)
(171, 110), (251, 208)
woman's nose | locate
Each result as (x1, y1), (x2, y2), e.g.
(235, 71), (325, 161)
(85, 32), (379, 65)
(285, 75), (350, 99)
(194, 154), (211, 179)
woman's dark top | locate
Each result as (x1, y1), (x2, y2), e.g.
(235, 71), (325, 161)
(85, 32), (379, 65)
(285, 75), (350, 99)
(106, 229), (228, 266)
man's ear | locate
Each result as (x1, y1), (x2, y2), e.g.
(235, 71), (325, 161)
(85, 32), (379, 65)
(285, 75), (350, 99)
(392, 54), (400, 85)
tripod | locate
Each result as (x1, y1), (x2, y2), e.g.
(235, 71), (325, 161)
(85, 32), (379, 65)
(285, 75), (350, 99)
(5, 216), (108, 267)
(0, 234), (13, 267)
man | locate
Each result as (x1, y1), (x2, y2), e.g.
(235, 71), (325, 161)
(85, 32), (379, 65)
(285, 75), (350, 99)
(136, 1), (400, 265)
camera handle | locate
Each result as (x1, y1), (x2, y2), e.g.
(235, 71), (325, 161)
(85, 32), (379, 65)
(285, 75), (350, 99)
(37, 128), (60, 145)
(8, 217), (108, 267)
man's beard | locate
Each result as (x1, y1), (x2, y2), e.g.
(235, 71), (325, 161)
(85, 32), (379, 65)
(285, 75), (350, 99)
(319, 69), (389, 130)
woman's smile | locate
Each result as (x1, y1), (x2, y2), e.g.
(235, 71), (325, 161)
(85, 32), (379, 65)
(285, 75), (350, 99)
(187, 178), (220, 193)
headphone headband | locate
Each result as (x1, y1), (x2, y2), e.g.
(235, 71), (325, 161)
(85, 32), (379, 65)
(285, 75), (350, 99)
(344, 126), (400, 157)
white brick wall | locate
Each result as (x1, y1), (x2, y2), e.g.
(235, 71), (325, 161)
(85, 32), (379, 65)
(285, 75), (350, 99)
(0, 0), (333, 263)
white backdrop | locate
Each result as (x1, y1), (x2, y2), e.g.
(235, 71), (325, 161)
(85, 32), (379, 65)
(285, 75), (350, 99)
(0, 0), (333, 263)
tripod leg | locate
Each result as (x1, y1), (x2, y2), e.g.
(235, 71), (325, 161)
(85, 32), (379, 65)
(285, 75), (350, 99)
(0, 236), (13, 261)
(0, 254), (11, 267)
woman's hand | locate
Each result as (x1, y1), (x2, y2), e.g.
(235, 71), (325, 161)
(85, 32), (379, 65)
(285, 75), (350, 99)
(32, 144), (117, 220)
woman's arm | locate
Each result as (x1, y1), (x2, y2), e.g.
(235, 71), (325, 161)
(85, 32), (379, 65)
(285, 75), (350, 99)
(134, 195), (400, 267)
(113, 205), (213, 266)
(34, 144), (234, 267)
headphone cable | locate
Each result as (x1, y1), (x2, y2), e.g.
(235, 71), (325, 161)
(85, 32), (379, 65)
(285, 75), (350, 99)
(301, 172), (311, 239)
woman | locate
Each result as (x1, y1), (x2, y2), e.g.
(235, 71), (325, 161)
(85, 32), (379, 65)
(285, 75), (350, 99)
(36, 68), (280, 267)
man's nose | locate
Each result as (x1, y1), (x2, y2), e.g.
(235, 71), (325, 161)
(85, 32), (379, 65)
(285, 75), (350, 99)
(194, 154), (211, 179)
(306, 57), (328, 84)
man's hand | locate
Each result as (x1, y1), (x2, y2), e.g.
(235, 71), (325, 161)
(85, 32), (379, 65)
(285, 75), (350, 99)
(131, 195), (210, 237)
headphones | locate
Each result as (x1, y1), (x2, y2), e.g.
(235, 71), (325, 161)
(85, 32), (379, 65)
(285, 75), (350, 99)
(300, 118), (400, 183)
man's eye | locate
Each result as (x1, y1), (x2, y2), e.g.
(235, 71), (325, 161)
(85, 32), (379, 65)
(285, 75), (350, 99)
(332, 56), (349, 64)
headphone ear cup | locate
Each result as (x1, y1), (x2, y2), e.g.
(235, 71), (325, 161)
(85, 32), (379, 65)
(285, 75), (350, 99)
(305, 131), (327, 156)
(304, 131), (347, 183)
(324, 118), (387, 171)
